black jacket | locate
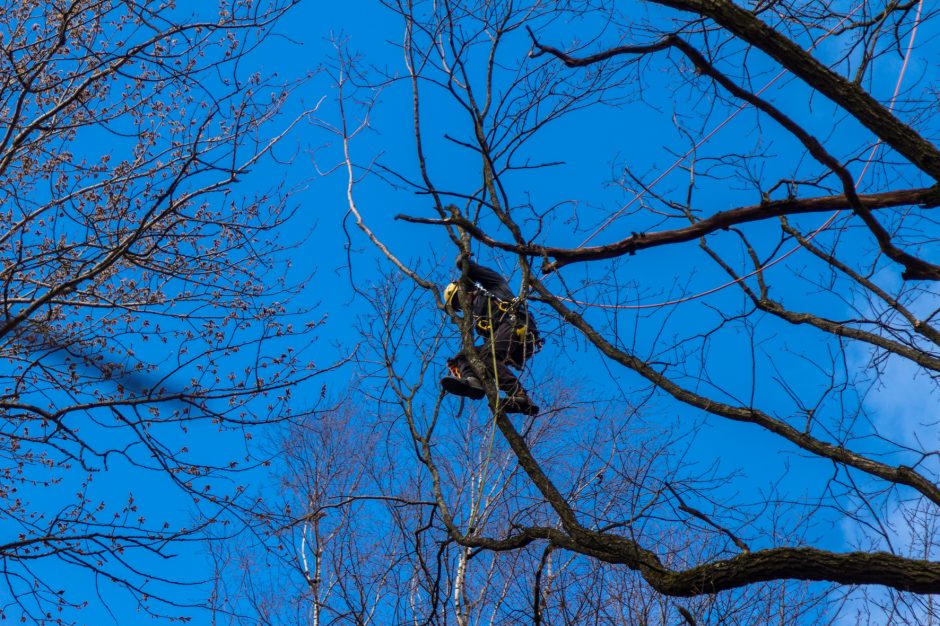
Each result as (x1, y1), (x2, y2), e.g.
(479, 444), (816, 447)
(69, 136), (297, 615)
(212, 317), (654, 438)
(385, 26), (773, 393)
(463, 261), (515, 301)
(457, 261), (534, 334)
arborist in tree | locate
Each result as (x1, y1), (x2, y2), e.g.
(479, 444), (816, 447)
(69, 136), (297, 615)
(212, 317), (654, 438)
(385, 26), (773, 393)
(441, 254), (542, 415)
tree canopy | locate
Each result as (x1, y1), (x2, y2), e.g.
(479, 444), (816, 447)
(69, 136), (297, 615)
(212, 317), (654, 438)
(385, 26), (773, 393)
(4, 0), (940, 624)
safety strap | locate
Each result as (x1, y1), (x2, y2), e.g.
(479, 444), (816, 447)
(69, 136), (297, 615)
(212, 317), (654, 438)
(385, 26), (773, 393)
(474, 293), (521, 330)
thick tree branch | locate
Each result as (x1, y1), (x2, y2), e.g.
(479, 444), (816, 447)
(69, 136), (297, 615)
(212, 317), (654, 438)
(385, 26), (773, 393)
(527, 276), (940, 507)
(647, 546), (940, 596)
(661, 34), (940, 280)
(397, 185), (940, 272)
(649, 0), (940, 181)
(530, 29), (940, 279)
(460, 419), (940, 597)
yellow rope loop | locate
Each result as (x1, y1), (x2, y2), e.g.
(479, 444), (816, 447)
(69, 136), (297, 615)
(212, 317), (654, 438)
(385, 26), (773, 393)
(487, 297), (500, 409)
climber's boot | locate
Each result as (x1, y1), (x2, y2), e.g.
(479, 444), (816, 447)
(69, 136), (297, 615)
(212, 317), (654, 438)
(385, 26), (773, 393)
(441, 375), (486, 400)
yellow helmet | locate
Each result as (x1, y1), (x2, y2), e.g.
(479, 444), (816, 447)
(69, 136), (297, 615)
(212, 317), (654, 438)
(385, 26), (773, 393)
(443, 282), (459, 309)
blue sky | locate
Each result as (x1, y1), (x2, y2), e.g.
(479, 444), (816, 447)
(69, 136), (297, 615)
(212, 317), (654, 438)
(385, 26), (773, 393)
(256, 0), (937, 613)
(3, 0), (939, 623)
